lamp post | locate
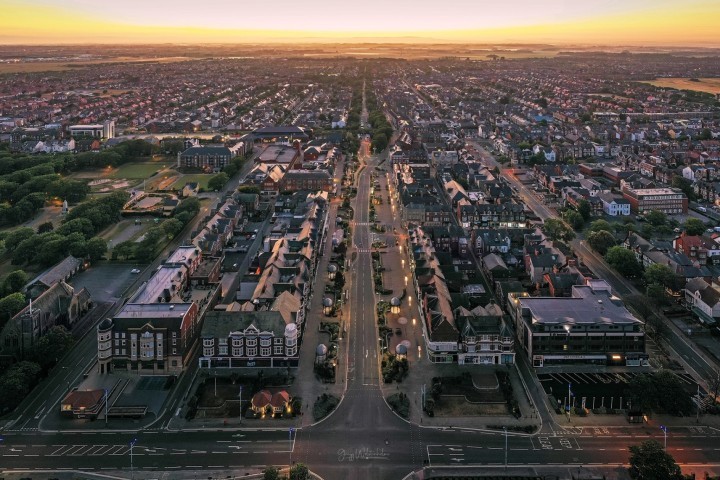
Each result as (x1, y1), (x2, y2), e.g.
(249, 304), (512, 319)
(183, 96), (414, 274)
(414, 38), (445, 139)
(239, 385), (243, 422)
(660, 425), (667, 450)
(104, 389), (108, 428)
(504, 426), (508, 471)
(289, 428), (295, 466)
(129, 438), (137, 479)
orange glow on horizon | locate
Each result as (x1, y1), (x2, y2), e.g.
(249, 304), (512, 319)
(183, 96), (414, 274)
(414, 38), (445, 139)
(1, 1), (718, 46)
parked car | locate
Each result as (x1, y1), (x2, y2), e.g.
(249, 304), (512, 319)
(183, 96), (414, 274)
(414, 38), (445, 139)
(131, 268), (141, 274)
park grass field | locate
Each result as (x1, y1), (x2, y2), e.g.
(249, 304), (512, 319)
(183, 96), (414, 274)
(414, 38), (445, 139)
(641, 77), (720, 94)
(105, 162), (171, 180)
(172, 173), (213, 190)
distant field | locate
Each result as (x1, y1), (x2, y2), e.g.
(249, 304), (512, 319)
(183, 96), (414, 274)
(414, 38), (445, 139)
(641, 77), (720, 94)
(0, 56), (193, 74)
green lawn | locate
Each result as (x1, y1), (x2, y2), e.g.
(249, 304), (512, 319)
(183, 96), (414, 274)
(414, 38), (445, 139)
(106, 162), (172, 180)
(172, 174), (213, 191)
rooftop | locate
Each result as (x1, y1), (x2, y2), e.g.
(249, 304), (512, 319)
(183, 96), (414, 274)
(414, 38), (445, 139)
(518, 286), (641, 326)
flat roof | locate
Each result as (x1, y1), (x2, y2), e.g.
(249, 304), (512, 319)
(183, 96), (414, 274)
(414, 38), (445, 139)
(130, 264), (185, 304)
(115, 303), (192, 319)
(519, 288), (641, 326)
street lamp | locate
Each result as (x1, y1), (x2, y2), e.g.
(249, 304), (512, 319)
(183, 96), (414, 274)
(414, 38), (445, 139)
(504, 426), (508, 471)
(289, 428), (295, 466)
(129, 438), (137, 479)
(660, 425), (667, 450)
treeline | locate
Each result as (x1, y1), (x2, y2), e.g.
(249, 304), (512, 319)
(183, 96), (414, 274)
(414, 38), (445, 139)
(0, 326), (75, 414)
(365, 80), (393, 152)
(0, 139), (155, 227)
(1, 190), (128, 267)
(111, 197), (201, 263)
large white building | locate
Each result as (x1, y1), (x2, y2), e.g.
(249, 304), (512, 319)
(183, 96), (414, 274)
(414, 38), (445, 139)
(68, 121), (115, 139)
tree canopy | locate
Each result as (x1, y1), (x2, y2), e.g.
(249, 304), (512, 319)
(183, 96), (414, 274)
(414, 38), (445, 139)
(587, 230), (616, 255)
(542, 218), (575, 242)
(683, 217), (706, 236)
(628, 440), (685, 480)
(605, 246), (643, 278)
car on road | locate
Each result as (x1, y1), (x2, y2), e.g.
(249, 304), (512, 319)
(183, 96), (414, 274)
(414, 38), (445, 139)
(130, 268), (141, 274)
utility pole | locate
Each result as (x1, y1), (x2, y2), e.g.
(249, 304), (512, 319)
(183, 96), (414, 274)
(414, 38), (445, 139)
(104, 389), (108, 428)
(696, 384), (701, 423)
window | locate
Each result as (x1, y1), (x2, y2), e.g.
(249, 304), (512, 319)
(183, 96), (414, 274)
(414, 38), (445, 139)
(203, 339), (214, 347)
(233, 338), (242, 346)
(172, 348), (177, 355)
(232, 347), (243, 357)
(260, 338), (271, 347)
(261, 347), (271, 357)
(274, 345), (283, 355)
(246, 338), (257, 347)
(203, 347), (214, 356)
(247, 347), (257, 357)
(219, 345), (228, 355)
(172, 339), (177, 346)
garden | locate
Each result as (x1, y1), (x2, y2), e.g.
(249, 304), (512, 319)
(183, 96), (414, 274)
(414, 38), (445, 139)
(186, 370), (298, 420)
(423, 371), (519, 418)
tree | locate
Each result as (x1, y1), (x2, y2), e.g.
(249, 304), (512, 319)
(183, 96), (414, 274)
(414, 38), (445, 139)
(605, 246), (642, 277)
(86, 237), (108, 262)
(577, 199), (592, 221)
(37, 221), (54, 234)
(2, 270), (28, 296)
(237, 185), (261, 195)
(262, 466), (281, 480)
(587, 219), (613, 234)
(644, 264), (676, 288)
(289, 463), (310, 480)
(628, 440), (684, 480)
(161, 218), (184, 239)
(683, 217), (706, 236)
(563, 210), (585, 230)
(671, 176), (696, 201)
(112, 240), (135, 261)
(646, 283), (669, 305)
(627, 370), (693, 415)
(371, 133), (388, 152)
(645, 210), (667, 227)
(4, 227), (35, 252)
(587, 230), (616, 255)
(29, 326), (75, 371)
(0, 361), (42, 413)
(208, 172), (229, 192)
(542, 218), (575, 242)
(0, 292), (26, 329)
(56, 218), (95, 239)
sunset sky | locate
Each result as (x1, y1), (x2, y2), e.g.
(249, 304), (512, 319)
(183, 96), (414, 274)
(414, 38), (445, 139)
(1, 0), (718, 46)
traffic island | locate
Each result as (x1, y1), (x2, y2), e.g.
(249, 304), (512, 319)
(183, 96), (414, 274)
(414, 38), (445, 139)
(313, 393), (340, 421)
(386, 392), (410, 418)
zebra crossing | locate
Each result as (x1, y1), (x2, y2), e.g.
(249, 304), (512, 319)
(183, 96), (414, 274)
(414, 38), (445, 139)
(356, 248), (373, 253)
(49, 444), (131, 456)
